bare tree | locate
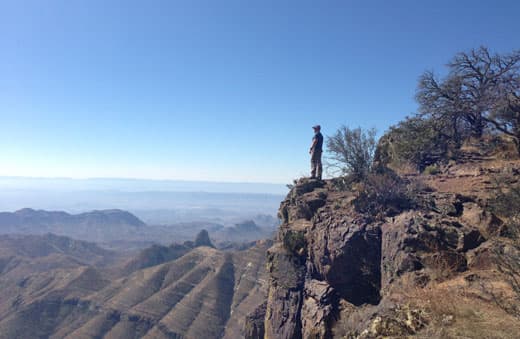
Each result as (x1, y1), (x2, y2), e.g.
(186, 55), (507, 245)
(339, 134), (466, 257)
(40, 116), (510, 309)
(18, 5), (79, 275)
(416, 71), (468, 147)
(489, 77), (520, 153)
(416, 47), (520, 143)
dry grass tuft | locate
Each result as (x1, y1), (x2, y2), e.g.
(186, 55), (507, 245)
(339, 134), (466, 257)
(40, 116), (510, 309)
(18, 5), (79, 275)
(395, 278), (520, 339)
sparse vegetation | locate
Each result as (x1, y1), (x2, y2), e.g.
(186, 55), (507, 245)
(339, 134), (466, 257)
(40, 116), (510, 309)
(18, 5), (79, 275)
(423, 164), (441, 175)
(407, 285), (520, 338)
(382, 116), (454, 170)
(352, 170), (416, 218)
(326, 126), (377, 180)
(329, 174), (358, 192)
(376, 47), (520, 171)
(282, 230), (306, 257)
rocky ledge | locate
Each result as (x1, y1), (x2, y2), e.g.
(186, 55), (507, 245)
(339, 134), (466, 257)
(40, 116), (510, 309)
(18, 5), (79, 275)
(246, 155), (520, 338)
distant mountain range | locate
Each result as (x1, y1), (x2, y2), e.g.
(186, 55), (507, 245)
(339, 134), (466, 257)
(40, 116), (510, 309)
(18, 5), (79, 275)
(0, 233), (271, 338)
(0, 208), (145, 228)
(0, 208), (146, 243)
(0, 177), (285, 226)
(0, 208), (277, 249)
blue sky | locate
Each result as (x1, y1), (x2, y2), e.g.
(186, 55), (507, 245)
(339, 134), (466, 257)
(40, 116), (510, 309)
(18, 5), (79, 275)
(1, 0), (519, 184)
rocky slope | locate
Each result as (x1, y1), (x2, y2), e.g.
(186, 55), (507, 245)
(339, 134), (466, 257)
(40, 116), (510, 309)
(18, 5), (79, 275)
(0, 233), (271, 338)
(248, 147), (520, 338)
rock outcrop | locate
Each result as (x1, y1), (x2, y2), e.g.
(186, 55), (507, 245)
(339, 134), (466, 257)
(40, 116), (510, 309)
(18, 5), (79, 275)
(250, 151), (520, 338)
(194, 229), (215, 248)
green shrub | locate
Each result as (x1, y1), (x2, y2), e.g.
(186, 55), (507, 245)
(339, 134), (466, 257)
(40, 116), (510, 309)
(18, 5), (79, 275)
(423, 165), (441, 175)
(380, 116), (453, 171)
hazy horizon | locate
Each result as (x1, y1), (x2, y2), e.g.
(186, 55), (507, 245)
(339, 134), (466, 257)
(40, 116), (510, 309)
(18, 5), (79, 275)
(0, 175), (288, 194)
(0, 176), (285, 225)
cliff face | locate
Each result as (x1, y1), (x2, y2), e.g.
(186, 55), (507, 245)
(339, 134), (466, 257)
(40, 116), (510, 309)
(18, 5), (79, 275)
(248, 151), (520, 338)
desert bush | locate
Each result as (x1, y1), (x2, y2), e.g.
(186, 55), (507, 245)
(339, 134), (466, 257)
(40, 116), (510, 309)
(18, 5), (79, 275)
(326, 126), (377, 180)
(353, 170), (416, 218)
(423, 165), (441, 175)
(381, 116), (454, 171)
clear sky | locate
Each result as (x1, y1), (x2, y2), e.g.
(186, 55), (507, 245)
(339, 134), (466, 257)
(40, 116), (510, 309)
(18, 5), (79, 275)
(1, 0), (519, 184)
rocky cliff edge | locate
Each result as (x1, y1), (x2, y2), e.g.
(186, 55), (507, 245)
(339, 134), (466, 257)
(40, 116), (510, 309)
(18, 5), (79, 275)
(246, 148), (520, 338)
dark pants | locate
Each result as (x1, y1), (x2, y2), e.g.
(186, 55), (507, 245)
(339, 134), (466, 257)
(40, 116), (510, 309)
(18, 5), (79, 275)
(311, 150), (322, 179)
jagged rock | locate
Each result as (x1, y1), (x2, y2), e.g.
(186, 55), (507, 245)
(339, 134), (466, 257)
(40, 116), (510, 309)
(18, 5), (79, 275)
(194, 229), (214, 248)
(431, 193), (473, 217)
(263, 150), (520, 338)
(467, 239), (520, 270)
(381, 211), (475, 288)
(301, 280), (336, 338)
(265, 244), (306, 339)
(244, 302), (266, 339)
(307, 211), (382, 305)
(266, 180), (384, 338)
(459, 228), (485, 251)
(461, 201), (504, 236)
(266, 244), (306, 290)
(291, 178), (326, 198)
(279, 180), (327, 224)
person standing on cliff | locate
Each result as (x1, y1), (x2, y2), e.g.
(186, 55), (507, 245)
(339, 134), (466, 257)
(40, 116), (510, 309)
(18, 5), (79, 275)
(310, 125), (323, 180)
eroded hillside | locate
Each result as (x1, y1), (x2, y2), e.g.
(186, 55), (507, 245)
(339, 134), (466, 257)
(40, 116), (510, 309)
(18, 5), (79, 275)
(0, 233), (271, 338)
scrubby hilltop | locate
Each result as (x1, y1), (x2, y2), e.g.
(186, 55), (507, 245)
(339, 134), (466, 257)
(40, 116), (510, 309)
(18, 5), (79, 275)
(246, 138), (520, 338)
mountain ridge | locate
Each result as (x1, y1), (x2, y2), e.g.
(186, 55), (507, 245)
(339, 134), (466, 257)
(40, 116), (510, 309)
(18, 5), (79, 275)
(0, 232), (272, 338)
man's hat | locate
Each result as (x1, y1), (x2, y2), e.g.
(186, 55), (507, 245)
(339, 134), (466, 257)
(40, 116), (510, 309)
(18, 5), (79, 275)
(312, 125), (321, 130)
